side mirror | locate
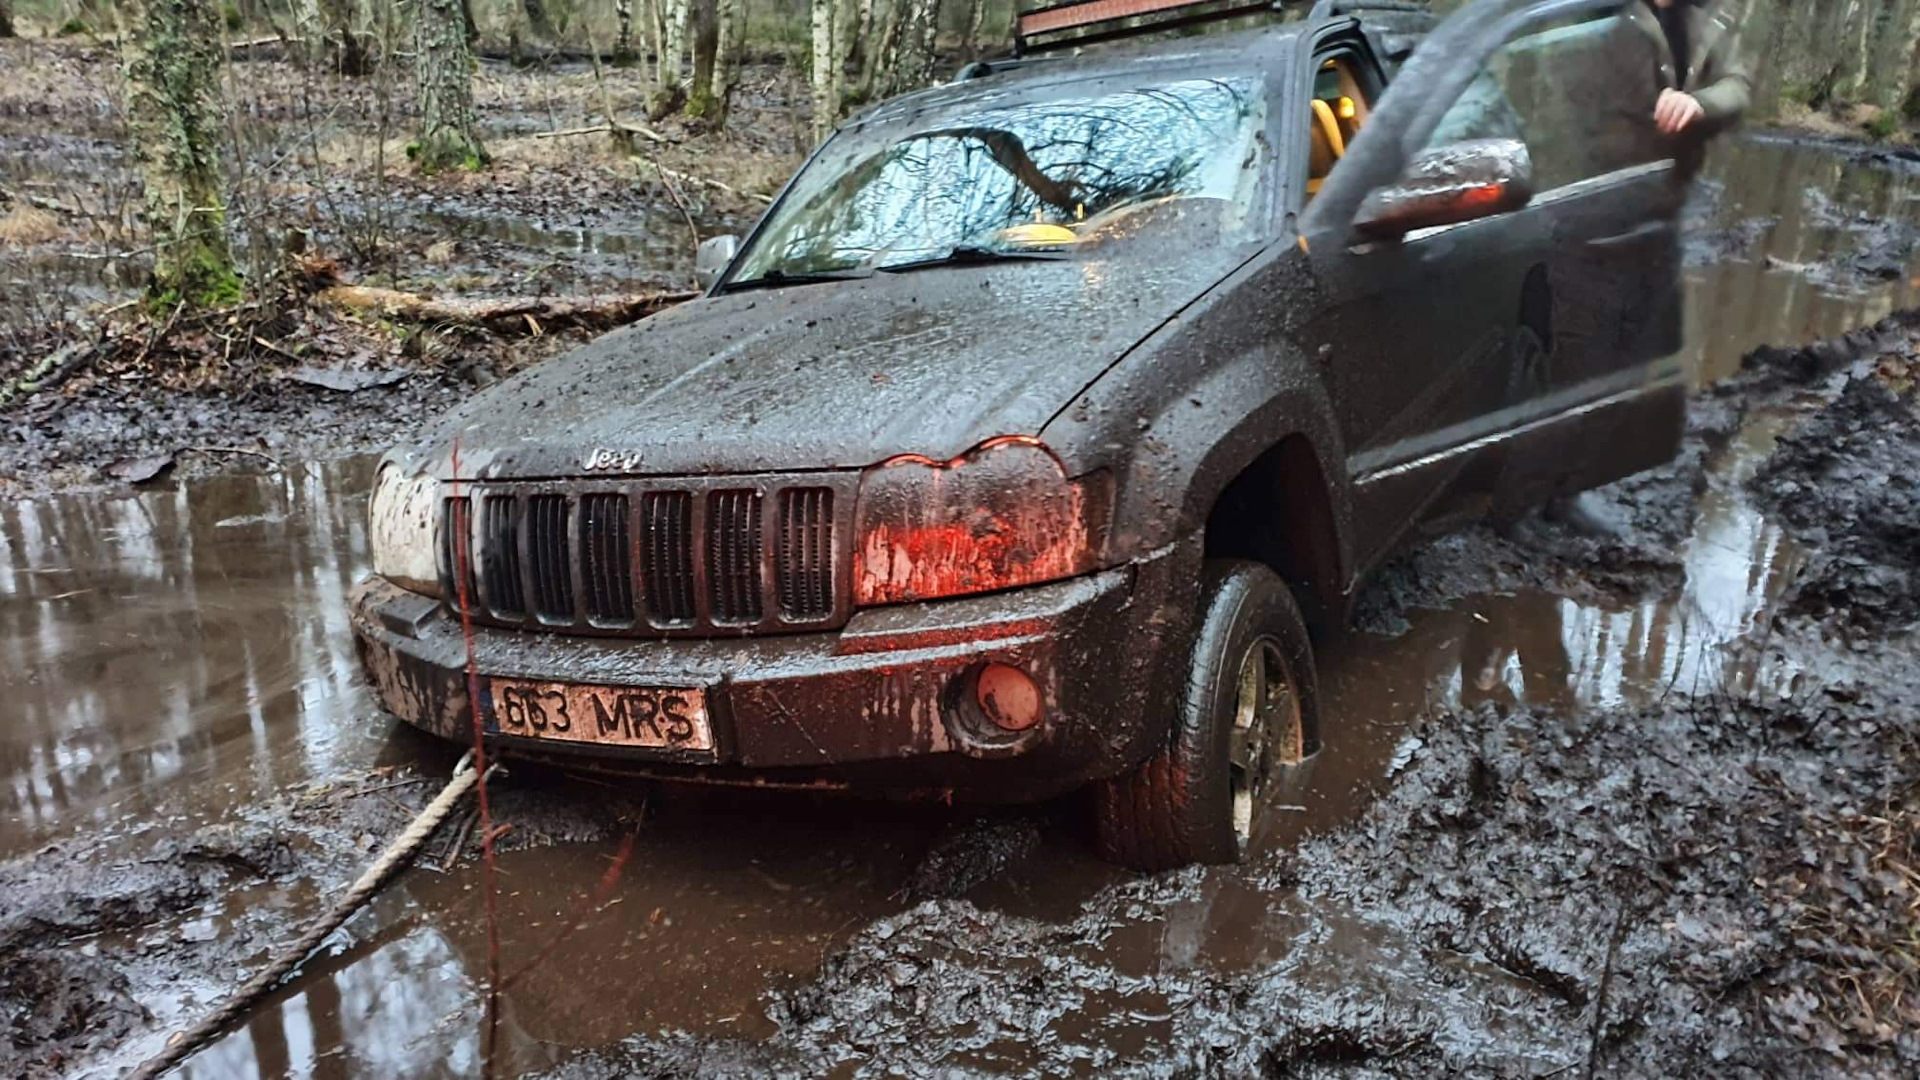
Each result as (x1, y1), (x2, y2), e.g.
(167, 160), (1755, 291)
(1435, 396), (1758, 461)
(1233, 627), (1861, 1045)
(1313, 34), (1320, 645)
(694, 234), (741, 290)
(1353, 138), (1534, 240)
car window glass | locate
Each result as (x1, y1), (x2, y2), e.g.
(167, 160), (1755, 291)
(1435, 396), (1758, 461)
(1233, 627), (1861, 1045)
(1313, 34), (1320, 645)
(728, 76), (1269, 283)
(1421, 4), (1666, 193)
(1306, 52), (1376, 200)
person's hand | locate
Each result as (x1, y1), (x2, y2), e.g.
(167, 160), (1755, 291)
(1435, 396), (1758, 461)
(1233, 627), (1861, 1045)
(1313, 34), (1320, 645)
(1655, 88), (1705, 134)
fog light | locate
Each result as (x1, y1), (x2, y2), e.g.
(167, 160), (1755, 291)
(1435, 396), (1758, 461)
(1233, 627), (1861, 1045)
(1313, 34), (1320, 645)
(975, 662), (1043, 732)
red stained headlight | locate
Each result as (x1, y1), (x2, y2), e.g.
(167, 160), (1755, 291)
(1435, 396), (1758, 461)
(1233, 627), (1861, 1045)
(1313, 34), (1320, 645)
(853, 437), (1105, 606)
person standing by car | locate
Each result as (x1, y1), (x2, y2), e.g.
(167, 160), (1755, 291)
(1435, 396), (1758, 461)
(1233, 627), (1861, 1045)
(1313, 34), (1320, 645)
(1636, 0), (1749, 141)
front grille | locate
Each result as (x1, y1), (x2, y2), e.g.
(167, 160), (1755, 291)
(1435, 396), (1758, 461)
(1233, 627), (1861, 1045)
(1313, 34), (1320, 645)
(444, 477), (851, 636)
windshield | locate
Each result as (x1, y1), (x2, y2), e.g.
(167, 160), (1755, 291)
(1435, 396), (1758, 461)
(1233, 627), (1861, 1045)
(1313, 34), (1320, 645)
(727, 75), (1268, 285)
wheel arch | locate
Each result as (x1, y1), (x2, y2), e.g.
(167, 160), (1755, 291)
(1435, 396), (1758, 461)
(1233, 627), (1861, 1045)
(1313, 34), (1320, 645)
(1200, 434), (1349, 636)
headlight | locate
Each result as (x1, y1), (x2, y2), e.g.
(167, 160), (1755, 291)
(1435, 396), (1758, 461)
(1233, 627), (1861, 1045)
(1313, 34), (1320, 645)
(369, 462), (442, 597)
(853, 437), (1105, 606)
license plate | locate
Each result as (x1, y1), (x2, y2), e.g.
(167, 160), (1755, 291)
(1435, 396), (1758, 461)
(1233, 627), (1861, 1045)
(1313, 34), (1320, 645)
(483, 679), (714, 753)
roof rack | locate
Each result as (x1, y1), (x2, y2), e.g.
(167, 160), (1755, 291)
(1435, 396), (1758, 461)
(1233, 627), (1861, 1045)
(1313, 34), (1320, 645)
(1013, 0), (1296, 55)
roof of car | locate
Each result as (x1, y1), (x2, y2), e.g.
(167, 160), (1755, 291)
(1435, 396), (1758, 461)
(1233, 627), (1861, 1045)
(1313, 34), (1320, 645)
(850, 19), (1320, 129)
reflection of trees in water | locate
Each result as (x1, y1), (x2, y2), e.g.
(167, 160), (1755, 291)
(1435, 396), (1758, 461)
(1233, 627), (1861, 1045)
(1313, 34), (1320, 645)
(769, 79), (1255, 271)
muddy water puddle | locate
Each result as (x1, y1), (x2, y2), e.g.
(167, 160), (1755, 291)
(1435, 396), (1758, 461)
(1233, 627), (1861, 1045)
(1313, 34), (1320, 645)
(0, 138), (1904, 1076)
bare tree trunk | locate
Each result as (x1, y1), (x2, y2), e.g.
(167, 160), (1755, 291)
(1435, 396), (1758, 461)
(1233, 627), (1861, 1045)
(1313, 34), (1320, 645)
(687, 0), (719, 116)
(315, 0), (369, 74)
(522, 0), (556, 41)
(857, 0), (901, 103)
(615, 0), (636, 65)
(810, 0), (839, 140)
(711, 0), (738, 125)
(834, 0), (862, 75)
(413, 0), (487, 171)
(964, 0), (985, 55)
(662, 0), (688, 87)
(117, 0), (240, 309)
(896, 0), (940, 91)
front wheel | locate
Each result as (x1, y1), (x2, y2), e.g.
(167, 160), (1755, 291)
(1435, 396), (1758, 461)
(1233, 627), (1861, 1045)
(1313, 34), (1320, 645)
(1093, 560), (1319, 870)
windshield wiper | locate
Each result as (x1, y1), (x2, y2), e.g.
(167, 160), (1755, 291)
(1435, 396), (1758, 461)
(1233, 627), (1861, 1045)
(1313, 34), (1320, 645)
(875, 245), (1073, 274)
(721, 266), (872, 292)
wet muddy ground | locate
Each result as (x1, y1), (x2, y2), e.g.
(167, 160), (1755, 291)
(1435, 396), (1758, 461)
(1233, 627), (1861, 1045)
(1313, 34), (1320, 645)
(3, 139), (1920, 1077)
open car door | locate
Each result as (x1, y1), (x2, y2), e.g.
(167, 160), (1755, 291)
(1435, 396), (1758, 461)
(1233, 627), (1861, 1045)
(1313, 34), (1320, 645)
(1301, 0), (1686, 567)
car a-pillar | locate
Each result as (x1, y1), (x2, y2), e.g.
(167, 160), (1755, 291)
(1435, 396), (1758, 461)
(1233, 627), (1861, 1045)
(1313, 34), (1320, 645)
(1093, 435), (1340, 870)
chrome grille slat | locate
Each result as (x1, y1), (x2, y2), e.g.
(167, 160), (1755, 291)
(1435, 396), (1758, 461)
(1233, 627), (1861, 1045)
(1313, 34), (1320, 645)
(481, 495), (524, 617)
(777, 487), (835, 621)
(581, 493), (633, 625)
(527, 494), (573, 620)
(441, 496), (477, 605)
(641, 491), (696, 625)
(708, 489), (765, 624)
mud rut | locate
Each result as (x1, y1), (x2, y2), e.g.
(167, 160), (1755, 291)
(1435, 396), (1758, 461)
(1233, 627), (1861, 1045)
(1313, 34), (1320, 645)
(3, 137), (1920, 1078)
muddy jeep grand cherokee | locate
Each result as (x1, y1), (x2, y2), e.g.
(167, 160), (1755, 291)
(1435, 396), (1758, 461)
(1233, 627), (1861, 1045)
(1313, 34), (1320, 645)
(353, 0), (1689, 868)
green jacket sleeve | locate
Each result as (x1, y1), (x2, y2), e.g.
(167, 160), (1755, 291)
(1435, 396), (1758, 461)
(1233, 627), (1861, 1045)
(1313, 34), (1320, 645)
(1691, 7), (1750, 128)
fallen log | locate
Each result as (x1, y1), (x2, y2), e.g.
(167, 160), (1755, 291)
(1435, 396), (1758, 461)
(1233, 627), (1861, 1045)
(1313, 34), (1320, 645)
(536, 122), (671, 145)
(315, 285), (698, 334)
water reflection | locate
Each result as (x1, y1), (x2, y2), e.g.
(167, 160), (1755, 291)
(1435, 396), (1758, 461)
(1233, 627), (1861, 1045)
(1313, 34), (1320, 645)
(1686, 136), (1920, 383)
(0, 458), (389, 859)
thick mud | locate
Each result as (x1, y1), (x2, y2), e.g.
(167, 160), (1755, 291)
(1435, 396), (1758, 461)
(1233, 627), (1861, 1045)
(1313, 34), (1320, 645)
(3, 138), (1920, 1079)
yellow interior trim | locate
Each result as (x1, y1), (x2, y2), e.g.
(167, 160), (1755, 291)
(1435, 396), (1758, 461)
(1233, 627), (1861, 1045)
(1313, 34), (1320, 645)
(1310, 98), (1346, 159)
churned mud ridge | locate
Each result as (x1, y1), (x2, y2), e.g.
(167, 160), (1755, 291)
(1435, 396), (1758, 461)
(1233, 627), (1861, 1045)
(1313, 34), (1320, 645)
(1748, 360), (1920, 635)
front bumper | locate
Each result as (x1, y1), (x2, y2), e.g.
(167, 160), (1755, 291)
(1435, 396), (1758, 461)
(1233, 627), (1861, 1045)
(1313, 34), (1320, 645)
(350, 545), (1192, 800)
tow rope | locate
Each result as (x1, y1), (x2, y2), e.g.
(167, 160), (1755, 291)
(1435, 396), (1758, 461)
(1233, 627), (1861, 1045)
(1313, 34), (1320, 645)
(128, 754), (495, 1080)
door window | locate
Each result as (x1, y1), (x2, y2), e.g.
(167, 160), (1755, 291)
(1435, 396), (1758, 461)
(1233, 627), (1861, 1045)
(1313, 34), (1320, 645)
(1422, 5), (1668, 194)
(1306, 51), (1379, 199)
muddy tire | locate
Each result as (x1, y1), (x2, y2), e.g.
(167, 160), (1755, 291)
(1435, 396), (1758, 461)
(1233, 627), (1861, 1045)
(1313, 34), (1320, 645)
(1093, 560), (1317, 871)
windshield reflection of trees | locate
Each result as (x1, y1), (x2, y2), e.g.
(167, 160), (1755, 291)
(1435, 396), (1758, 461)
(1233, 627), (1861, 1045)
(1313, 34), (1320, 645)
(749, 78), (1260, 277)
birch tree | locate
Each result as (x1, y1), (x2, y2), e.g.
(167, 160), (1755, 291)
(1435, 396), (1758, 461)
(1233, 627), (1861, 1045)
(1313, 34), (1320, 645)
(663, 0), (689, 88)
(413, 0), (487, 172)
(810, 0), (840, 140)
(118, 0), (240, 308)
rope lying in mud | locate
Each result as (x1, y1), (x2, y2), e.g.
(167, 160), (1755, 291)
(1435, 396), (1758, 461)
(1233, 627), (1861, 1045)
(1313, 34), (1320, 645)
(128, 756), (494, 1080)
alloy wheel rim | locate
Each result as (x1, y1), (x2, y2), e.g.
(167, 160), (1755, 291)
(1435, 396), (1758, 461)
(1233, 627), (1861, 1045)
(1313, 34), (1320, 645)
(1229, 635), (1304, 848)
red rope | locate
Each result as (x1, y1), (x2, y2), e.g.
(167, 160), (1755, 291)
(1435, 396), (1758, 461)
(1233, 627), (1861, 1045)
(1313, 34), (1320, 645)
(448, 437), (504, 1067)
(499, 825), (640, 990)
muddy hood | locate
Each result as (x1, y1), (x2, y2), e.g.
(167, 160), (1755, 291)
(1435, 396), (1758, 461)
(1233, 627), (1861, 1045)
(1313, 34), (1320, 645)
(411, 254), (1236, 479)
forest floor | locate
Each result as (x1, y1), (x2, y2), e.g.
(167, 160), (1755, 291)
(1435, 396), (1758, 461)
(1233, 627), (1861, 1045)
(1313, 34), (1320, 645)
(0, 36), (805, 496)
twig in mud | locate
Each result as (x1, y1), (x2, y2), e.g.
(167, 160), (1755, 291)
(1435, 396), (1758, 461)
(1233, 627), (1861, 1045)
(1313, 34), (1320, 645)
(440, 805), (479, 872)
(181, 445), (283, 469)
(328, 777), (434, 804)
(535, 122), (671, 144)
(250, 335), (303, 363)
(133, 300), (188, 371)
(648, 156), (702, 258)
(1584, 901), (1630, 1079)
(633, 158), (775, 204)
